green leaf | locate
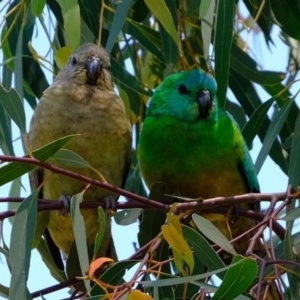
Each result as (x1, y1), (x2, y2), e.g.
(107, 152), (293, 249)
(91, 260), (138, 296)
(141, 259), (252, 289)
(0, 101), (14, 155)
(255, 100), (293, 173)
(31, 0), (46, 16)
(284, 222), (300, 299)
(144, 0), (179, 46)
(111, 57), (151, 96)
(182, 226), (225, 278)
(14, 18), (24, 103)
(158, 0), (179, 64)
(57, 0), (80, 50)
(231, 44), (286, 85)
(229, 70), (288, 173)
(192, 214), (237, 256)
(93, 207), (108, 260)
(199, 0), (211, 17)
(114, 208), (142, 225)
(9, 191), (38, 300)
(32, 211), (49, 249)
(54, 46), (72, 69)
(292, 232), (300, 255)
(201, 0), (215, 63)
(36, 238), (67, 283)
(270, 0), (300, 40)
(213, 256), (258, 300)
(214, 0), (235, 107)
(242, 98), (275, 148)
(280, 206), (300, 221)
(125, 20), (163, 60)
(70, 191), (90, 292)
(243, 0), (273, 43)
(0, 134), (79, 186)
(49, 148), (93, 169)
(288, 111), (300, 188)
(5, 1), (48, 100)
(106, 0), (134, 53)
(0, 85), (25, 133)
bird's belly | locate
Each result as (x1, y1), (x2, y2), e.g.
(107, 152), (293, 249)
(47, 209), (111, 255)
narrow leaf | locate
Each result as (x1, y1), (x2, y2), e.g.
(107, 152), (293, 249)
(0, 134), (79, 186)
(231, 44), (286, 85)
(57, 0), (80, 50)
(182, 226), (225, 277)
(255, 100), (293, 173)
(93, 207), (108, 260)
(144, 0), (179, 46)
(142, 259), (249, 288)
(49, 148), (93, 169)
(162, 221), (194, 274)
(70, 192), (90, 292)
(126, 20), (163, 60)
(35, 238), (67, 283)
(242, 98), (274, 148)
(31, 0), (46, 16)
(0, 85), (26, 133)
(0, 102), (15, 155)
(201, 0), (215, 63)
(270, 0), (300, 40)
(280, 205), (300, 221)
(106, 0), (133, 53)
(214, 0), (235, 107)
(114, 208), (142, 225)
(213, 256), (258, 300)
(192, 214), (237, 255)
(9, 191), (38, 300)
(288, 111), (300, 188)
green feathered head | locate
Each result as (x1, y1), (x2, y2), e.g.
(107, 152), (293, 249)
(146, 69), (218, 123)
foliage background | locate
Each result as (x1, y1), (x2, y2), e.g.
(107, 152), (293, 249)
(1, 0), (300, 299)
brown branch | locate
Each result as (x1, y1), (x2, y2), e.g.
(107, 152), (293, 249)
(0, 155), (168, 211)
(31, 277), (80, 299)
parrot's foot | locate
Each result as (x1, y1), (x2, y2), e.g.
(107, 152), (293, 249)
(58, 195), (71, 216)
(229, 205), (240, 224)
(102, 196), (117, 211)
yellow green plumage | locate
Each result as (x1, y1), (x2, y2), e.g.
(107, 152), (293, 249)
(138, 69), (259, 253)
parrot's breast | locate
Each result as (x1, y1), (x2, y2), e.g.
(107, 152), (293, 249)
(138, 114), (248, 198)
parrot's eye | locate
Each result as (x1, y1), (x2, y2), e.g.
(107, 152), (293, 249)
(71, 56), (77, 65)
(178, 84), (189, 95)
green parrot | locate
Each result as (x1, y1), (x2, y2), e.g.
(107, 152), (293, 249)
(137, 69), (260, 254)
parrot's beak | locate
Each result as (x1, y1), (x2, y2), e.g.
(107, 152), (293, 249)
(86, 56), (102, 85)
(197, 89), (212, 119)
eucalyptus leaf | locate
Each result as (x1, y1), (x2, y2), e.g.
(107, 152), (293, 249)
(70, 192), (90, 292)
(9, 191), (38, 300)
(192, 214), (237, 256)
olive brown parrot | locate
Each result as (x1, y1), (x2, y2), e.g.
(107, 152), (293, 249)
(29, 43), (132, 263)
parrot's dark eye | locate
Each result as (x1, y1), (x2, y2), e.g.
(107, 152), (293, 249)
(178, 84), (189, 95)
(71, 56), (77, 65)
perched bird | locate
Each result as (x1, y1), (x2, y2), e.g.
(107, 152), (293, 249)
(29, 43), (132, 261)
(137, 69), (260, 254)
